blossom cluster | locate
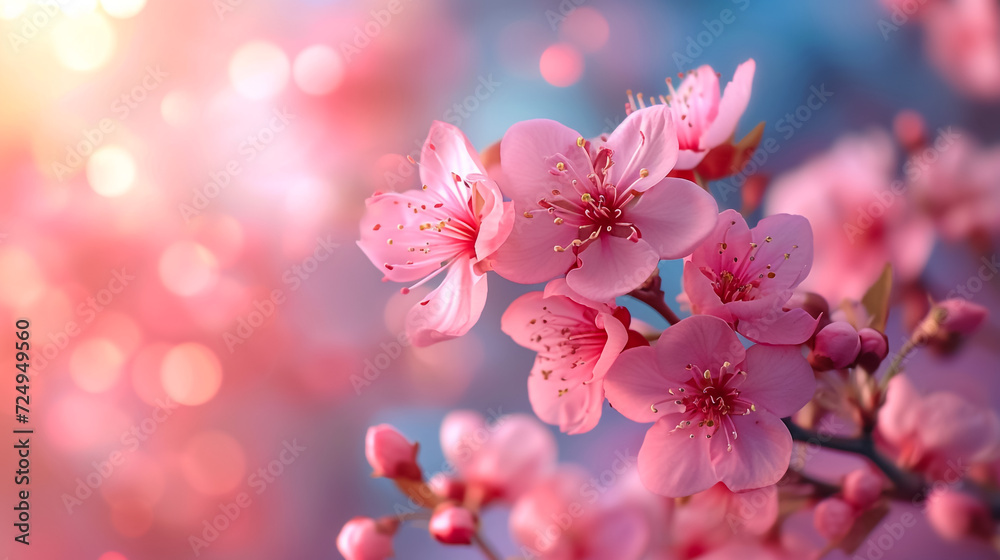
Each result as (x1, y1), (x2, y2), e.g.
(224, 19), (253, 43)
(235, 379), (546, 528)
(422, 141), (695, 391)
(344, 58), (1000, 560)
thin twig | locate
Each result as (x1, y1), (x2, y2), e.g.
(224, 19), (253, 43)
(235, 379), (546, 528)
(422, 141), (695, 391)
(628, 273), (681, 325)
(472, 533), (502, 560)
(781, 418), (924, 497)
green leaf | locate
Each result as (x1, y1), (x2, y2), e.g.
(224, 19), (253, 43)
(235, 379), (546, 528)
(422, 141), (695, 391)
(861, 264), (893, 332)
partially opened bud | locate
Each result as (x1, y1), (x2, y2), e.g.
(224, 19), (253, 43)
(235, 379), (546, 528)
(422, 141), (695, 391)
(809, 322), (861, 370)
(814, 497), (855, 541)
(855, 328), (889, 373)
(937, 299), (988, 336)
(365, 424), (422, 481)
(429, 504), (478, 545)
(842, 468), (882, 510)
(337, 517), (397, 560)
(927, 489), (994, 541)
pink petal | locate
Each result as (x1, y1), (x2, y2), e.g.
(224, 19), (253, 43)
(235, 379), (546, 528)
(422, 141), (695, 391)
(682, 259), (732, 320)
(877, 375), (923, 447)
(655, 315), (746, 382)
(491, 207), (578, 284)
(419, 120), (486, 187)
(543, 277), (614, 309)
(639, 416), (720, 497)
(528, 363), (605, 435)
(746, 213), (813, 293)
(712, 412), (793, 492)
(675, 148), (709, 171)
(740, 344), (816, 417)
(405, 259), (487, 347)
(701, 59), (756, 150)
(628, 178), (720, 259)
(500, 290), (584, 350)
(584, 505), (652, 560)
(499, 118), (592, 204)
(566, 235), (660, 301)
(475, 414), (558, 500)
(604, 346), (678, 423)
(689, 209), (753, 275)
(604, 104), (680, 192)
(593, 310), (629, 379)
(500, 291), (544, 348)
(919, 392), (1000, 462)
(473, 180), (514, 260)
(440, 410), (488, 473)
(357, 190), (444, 283)
(738, 307), (820, 345)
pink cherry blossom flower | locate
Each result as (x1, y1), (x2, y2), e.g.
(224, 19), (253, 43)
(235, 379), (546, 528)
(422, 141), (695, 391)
(337, 517), (397, 560)
(923, 0), (1000, 100)
(604, 315), (815, 497)
(492, 105), (719, 302)
(906, 129), (1000, 241)
(927, 488), (995, 541)
(767, 129), (934, 303)
(661, 483), (778, 558)
(626, 59), (756, 170)
(682, 209), (818, 345)
(878, 375), (1000, 478)
(509, 466), (651, 560)
(440, 410), (556, 503)
(500, 279), (647, 434)
(358, 121), (513, 346)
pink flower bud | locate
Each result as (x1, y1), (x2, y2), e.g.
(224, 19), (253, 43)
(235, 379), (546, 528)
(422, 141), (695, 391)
(809, 321), (861, 370)
(855, 328), (889, 372)
(337, 517), (396, 560)
(428, 473), (466, 502)
(927, 489), (994, 541)
(365, 424), (422, 481)
(937, 299), (988, 336)
(785, 291), (831, 322)
(429, 504), (478, 545)
(813, 497), (855, 541)
(842, 468), (882, 510)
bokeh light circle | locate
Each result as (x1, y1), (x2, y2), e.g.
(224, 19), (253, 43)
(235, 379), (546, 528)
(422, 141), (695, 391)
(87, 145), (136, 197)
(540, 43), (584, 87)
(293, 45), (345, 95)
(160, 342), (223, 406)
(100, 0), (145, 18)
(158, 241), (219, 297)
(560, 7), (610, 53)
(180, 431), (247, 495)
(229, 41), (290, 100)
(69, 338), (125, 393)
(51, 12), (116, 72)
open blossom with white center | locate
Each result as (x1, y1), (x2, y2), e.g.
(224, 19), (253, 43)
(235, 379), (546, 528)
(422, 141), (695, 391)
(627, 59), (755, 170)
(358, 121), (513, 347)
(682, 209), (819, 345)
(493, 104), (718, 302)
(604, 315), (815, 497)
